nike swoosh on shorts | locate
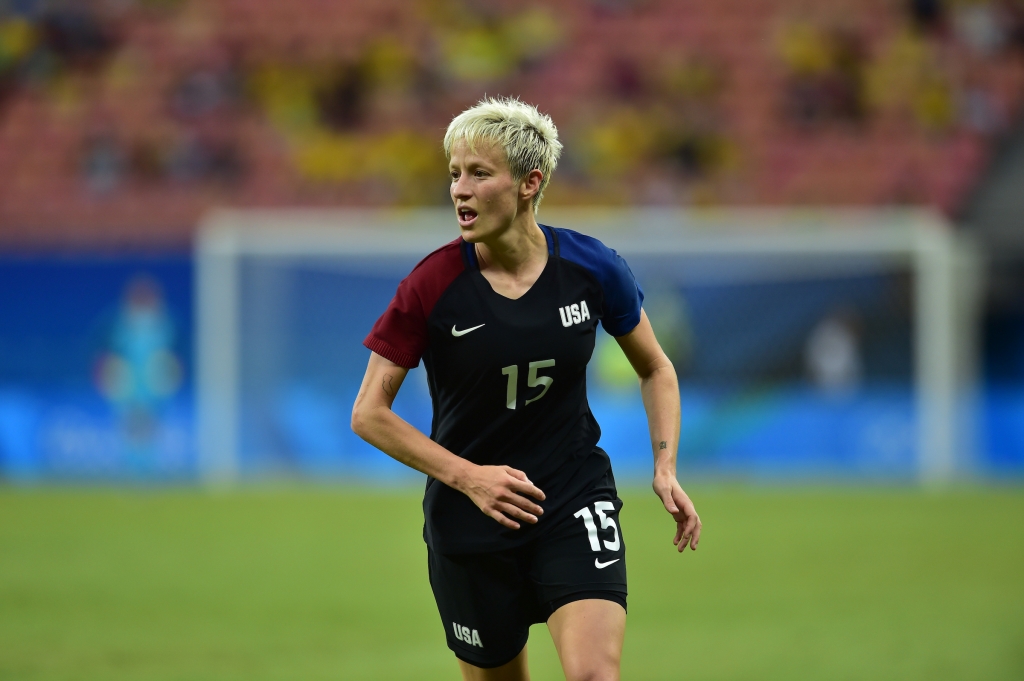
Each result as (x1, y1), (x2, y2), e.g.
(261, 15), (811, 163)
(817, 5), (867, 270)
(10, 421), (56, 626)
(595, 558), (620, 569)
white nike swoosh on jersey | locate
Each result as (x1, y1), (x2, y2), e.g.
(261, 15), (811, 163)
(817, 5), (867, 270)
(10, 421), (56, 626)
(452, 324), (485, 337)
(595, 558), (620, 569)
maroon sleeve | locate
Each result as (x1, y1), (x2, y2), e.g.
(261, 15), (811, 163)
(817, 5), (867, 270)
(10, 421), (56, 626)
(363, 238), (466, 368)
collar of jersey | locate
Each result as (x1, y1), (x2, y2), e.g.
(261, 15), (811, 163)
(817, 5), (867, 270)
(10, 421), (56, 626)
(460, 224), (560, 271)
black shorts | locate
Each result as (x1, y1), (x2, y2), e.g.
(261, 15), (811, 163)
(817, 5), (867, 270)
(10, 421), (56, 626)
(426, 493), (627, 669)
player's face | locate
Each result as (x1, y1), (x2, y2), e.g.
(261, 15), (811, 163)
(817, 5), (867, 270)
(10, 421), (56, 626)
(449, 139), (522, 243)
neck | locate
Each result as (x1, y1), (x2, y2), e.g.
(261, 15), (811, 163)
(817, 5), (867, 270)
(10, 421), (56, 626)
(475, 210), (546, 274)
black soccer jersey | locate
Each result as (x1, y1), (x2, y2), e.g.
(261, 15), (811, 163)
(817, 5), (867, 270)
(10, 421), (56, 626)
(364, 225), (644, 553)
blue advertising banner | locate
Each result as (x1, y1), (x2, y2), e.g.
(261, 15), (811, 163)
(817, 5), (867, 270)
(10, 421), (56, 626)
(0, 253), (1020, 481)
(0, 255), (195, 480)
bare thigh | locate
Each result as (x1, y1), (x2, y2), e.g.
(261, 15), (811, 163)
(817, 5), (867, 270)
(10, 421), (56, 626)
(547, 599), (626, 681)
(457, 645), (530, 681)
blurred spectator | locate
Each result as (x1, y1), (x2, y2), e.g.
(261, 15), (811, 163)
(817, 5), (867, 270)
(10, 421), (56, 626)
(125, 130), (245, 187)
(427, 1), (562, 84)
(0, 7), (39, 108)
(865, 28), (956, 133)
(909, 0), (946, 34)
(588, 0), (650, 18)
(165, 133), (244, 185)
(0, 12), (36, 70)
(169, 54), (243, 120)
(317, 62), (368, 131)
(361, 38), (430, 124)
(575, 108), (659, 185)
(661, 54), (721, 102)
(250, 64), (320, 133)
(953, 2), (1007, 56)
(658, 55), (731, 179)
(914, 72), (956, 131)
(81, 130), (125, 194)
(95, 276), (182, 450)
(437, 23), (517, 84)
(805, 310), (863, 396)
(38, 0), (117, 71)
(961, 76), (1004, 134)
(129, 136), (165, 183)
(1007, 1), (1024, 51)
(0, 0), (119, 114)
(292, 127), (442, 202)
(828, 28), (868, 122)
(777, 21), (867, 127)
(662, 130), (729, 180)
(502, 6), (562, 72)
(605, 56), (645, 101)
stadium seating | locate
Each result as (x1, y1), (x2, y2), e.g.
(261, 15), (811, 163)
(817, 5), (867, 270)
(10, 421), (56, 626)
(0, 0), (1021, 245)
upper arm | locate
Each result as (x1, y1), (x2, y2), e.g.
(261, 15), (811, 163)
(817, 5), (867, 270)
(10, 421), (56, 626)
(614, 309), (674, 380)
(555, 229), (644, 336)
(363, 239), (467, 368)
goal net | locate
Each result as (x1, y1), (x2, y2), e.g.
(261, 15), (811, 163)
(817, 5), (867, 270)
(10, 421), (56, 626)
(195, 208), (981, 483)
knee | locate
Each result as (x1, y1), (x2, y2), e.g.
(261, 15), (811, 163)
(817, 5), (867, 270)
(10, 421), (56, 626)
(565, 672), (618, 681)
(562, 663), (619, 681)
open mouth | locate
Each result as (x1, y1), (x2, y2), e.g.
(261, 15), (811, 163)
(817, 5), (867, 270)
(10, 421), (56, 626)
(457, 206), (478, 227)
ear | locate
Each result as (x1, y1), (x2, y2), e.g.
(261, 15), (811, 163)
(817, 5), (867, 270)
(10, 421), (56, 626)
(520, 169), (544, 202)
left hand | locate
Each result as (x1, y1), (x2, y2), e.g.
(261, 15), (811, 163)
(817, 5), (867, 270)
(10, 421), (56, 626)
(653, 474), (701, 552)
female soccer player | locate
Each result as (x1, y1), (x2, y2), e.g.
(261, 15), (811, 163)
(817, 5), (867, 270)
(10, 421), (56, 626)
(351, 97), (700, 681)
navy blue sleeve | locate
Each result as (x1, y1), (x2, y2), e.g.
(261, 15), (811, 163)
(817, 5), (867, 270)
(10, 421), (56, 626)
(554, 227), (644, 336)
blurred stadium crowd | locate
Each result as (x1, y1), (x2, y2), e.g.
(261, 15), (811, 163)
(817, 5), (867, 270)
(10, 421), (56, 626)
(0, 0), (1022, 245)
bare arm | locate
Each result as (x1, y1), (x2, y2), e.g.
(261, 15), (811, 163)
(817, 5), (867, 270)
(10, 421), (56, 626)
(615, 309), (701, 552)
(351, 351), (546, 529)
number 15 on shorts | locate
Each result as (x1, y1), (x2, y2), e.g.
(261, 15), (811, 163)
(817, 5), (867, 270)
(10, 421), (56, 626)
(574, 502), (620, 552)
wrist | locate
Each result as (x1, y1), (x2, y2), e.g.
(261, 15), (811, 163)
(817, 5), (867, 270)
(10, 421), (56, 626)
(653, 464), (677, 482)
(446, 458), (476, 493)
(653, 446), (676, 476)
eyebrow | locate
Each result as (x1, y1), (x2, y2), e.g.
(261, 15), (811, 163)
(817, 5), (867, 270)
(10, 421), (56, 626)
(450, 158), (490, 171)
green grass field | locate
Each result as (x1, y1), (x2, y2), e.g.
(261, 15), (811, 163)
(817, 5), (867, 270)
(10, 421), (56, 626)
(1, 485), (1022, 680)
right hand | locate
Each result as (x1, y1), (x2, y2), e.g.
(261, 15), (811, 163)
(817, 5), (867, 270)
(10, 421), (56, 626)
(459, 465), (546, 530)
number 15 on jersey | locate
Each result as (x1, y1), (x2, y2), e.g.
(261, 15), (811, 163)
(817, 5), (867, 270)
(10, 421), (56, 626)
(501, 360), (555, 410)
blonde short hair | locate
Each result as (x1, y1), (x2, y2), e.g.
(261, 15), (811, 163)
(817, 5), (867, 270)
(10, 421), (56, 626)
(444, 96), (563, 212)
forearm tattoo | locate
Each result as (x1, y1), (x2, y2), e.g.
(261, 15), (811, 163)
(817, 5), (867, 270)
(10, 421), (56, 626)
(382, 374), (395, 397)
(659, 441), (667, 450)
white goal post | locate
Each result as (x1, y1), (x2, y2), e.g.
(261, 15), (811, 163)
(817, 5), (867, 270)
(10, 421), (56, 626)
(195, 207), (982, 484)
